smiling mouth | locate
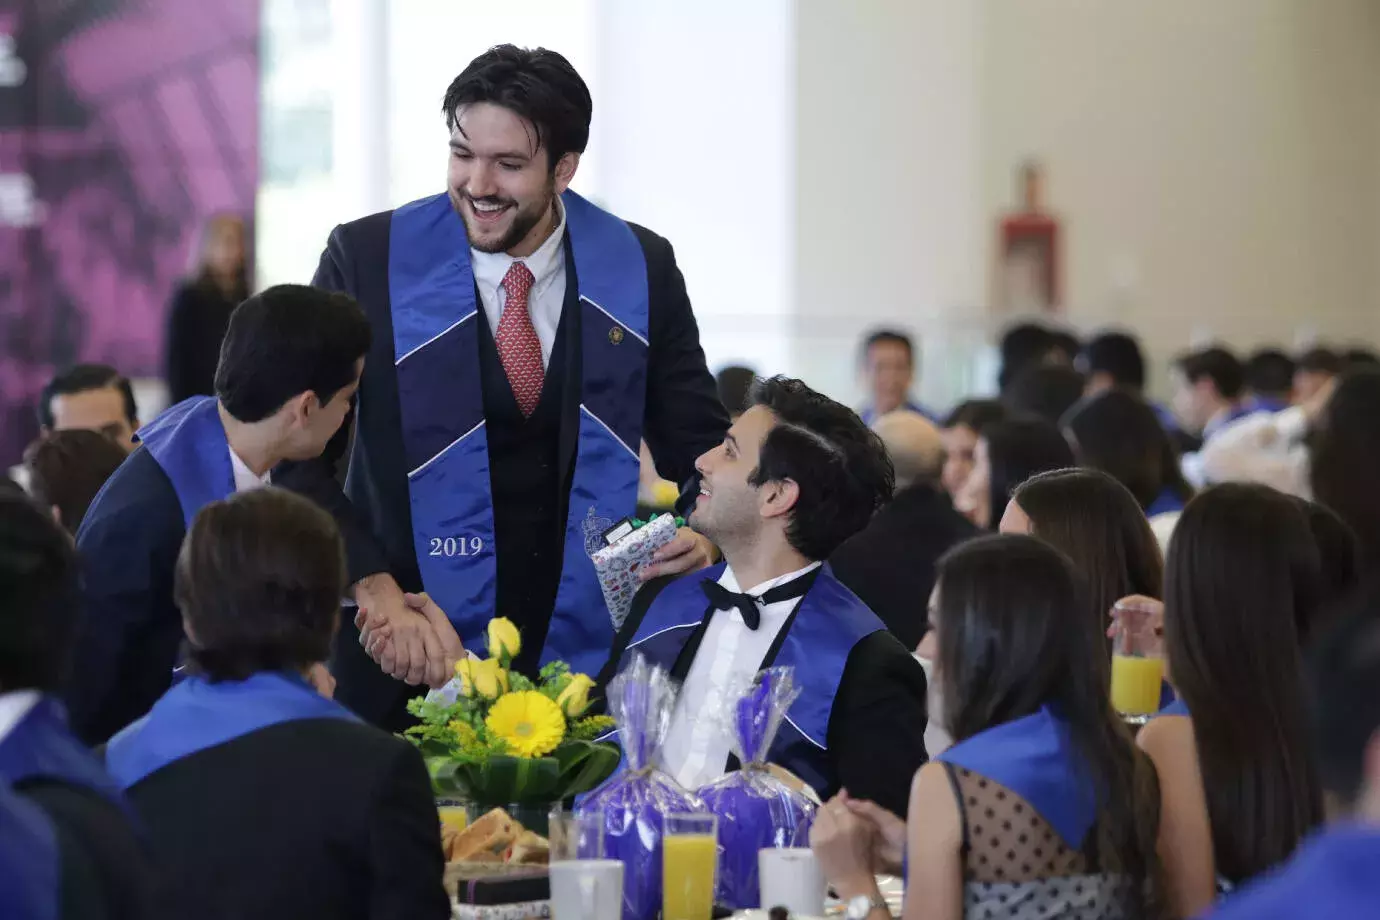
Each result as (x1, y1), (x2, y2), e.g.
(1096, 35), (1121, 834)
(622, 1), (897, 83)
(466, 198), (512, 224)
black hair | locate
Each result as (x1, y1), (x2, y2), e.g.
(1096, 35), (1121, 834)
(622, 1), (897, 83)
(982, 416), (1077, 529)
(859, 328), (915, 366)
(1083, 331), (1146, 390)
(1244, 348), (1296, 400)
(715, 365), (757, 418)
(176, 488), (345, 681)
(746, 376), (894, 560)
(1163, 483), (1324, 883)
(443, 45), (592, 171)
(1011, 468), (1164, 643)
(1295, 498), (1360, 644)
(1296, 347), (1343, 377)
(23, 430), (128, 536)
(1002, 364), (1086, 425)
(1310, 368), (1380, 568)
(214, 284), (371, 424)
(1343, 348), (1379, 370)
(934, 534), (1163, 917)
(0, 491), (79, 692)
(37, 364), (138, 430)
(1175, 346), (1244, 400)
(997, 322), (1057, 392)
(1307, 589), (1380, 809)
(942, 399), (1006, 434)
(1049, 330), (1082, 364)
(1063, 388), (1193, 510)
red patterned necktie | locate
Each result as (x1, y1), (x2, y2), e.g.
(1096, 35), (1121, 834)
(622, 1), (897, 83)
(496, 261), (545, 417)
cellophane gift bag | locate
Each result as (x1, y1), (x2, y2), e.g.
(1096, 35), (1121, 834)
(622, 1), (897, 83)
(697, 667), (818, 910)
(578, 653), (704, 920)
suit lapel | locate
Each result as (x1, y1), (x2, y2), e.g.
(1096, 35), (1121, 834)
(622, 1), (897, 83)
(556, 238), (583, 499)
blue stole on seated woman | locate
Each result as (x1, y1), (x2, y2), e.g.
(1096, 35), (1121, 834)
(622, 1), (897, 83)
(0, 783), (59, 920)
(937, 706), (1098, 850)
(1146, 488), (1185, 518)
(0, 696), (128, 813)
(1210, 824), (1380, 920)
(105, 672), (358, 789)
(388, 190), (648, 679)
(137, 395), (236, 528)
(618, 562), (884, 796)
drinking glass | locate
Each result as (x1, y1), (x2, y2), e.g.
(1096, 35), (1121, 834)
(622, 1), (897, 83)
(1110, 602), (1165, 721)
(549, 810), (622, 920)
(663, 813), (718, 920)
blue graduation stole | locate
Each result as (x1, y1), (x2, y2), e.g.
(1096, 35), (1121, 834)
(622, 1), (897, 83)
(0, 783), (59, 920)
(0, 696), (128, 814)
(1210, 825), (1380, 920)
(388, 190), (648, 678)
(138, 395), (236, 528)
(1157, 697), (1190, 718)
(1146, 488), (1185, 518)
(938, 706), (1098, 850)
(623, 563), (884, 795)
(105, 672), (359, 788)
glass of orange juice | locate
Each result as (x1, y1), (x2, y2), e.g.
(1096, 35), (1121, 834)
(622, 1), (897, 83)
(1110, 605), (1164, 721)
(437, 798), (469, 835)
(663, 812), (718, 920)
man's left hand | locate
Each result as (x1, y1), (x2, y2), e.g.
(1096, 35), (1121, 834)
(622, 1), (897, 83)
(638, 527), (717, 582)
(810, 794), (882, 901)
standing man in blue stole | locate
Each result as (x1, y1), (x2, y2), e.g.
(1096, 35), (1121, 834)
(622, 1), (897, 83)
(599, 377), (928, 817)
(1209, 594), (1380, 919)
(0, 492), (154, 917)
(65, 285), (425, 743)
(311, 45), (729, 729)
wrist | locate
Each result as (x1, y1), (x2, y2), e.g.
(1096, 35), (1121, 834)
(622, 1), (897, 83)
(835, 874), (881, 902)
(353, 572), (401, 606)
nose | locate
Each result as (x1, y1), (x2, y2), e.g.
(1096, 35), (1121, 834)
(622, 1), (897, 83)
(694, 447), (716, 478)
(465, 160), (497, 200)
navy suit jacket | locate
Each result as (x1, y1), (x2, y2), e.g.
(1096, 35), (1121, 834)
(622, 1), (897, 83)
(66, 447), (382, 743)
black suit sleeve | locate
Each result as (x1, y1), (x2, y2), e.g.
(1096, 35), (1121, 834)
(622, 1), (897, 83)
(826, 631), (930, 818)
(366, 742), (451, 920)
(634, 228), (730, 486)
(593, 574), (679, 702)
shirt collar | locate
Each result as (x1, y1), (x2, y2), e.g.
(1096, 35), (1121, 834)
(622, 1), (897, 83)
(719, 561), (823, 598)
(229, 445), (271, 491)
(470, 196), (567, 293)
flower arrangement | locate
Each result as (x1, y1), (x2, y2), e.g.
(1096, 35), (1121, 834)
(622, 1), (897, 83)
(404, 617), (620, 809)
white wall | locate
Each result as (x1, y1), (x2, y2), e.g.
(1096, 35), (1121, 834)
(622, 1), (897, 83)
(981, 0), (1380, 384)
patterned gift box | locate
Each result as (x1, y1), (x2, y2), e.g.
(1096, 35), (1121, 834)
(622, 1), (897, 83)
(590, 513), (680, 629)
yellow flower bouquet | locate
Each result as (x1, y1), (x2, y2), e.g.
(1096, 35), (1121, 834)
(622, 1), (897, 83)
(403, 617), (619, 815)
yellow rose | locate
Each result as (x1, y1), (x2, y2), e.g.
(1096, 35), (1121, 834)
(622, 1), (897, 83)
(556, 673), (596, 718)
(454, 658), (478, 697)
(472, 657), (507, 700)
(487, 617), (521, 662)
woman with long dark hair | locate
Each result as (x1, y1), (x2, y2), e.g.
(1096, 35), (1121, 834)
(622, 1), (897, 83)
(164, 213), (250, 403)
(1003, 468), (1163, 641)
(953, 417), (1075, 530)
(1138, 483), (1324, 917)
(1309, 369), (1380, 568)
(813, 534), (1165, 919)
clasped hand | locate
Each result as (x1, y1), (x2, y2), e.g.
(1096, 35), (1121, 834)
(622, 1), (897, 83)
(353, 574), (465, 687)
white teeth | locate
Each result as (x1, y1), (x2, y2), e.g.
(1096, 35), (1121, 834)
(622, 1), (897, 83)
(473, 201), (505, 212)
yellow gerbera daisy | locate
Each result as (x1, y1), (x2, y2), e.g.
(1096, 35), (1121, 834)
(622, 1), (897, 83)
(485, 691), (566, 758)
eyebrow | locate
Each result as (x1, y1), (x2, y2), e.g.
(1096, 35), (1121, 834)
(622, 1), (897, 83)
(725, 433), (739, 450)
(448, 134), (532, 162)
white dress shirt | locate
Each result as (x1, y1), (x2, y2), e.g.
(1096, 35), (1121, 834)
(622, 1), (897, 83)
(660, 561), (822, 791)
(470, 199), (568, 368)
(229, 446), (272, 493)
(0, 689), (41, 744)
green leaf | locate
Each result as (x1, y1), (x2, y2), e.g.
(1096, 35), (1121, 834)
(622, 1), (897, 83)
(553, 741), (622, 798)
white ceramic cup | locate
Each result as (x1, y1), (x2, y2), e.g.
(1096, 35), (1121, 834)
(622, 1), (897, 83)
(758, 848), (827, 916)
(549, 859), (624, 920)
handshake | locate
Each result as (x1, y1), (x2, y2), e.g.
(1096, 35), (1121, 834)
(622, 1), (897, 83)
(352, 573), (466, 688)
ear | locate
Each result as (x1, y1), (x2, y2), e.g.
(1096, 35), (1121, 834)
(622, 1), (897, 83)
(553, 152), (580, 195)
(290, 391), (318, 426)
(181, 614), (199, 646)
(759, 478), (800, 521)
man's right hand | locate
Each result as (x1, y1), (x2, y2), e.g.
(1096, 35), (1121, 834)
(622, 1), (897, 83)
(352, 574), (463, 687)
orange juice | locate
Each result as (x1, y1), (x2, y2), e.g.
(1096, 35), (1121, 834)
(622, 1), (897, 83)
(662, 834), (717, 920)
(437, 804), (468, 834)
(1111, 654), (1164, 715)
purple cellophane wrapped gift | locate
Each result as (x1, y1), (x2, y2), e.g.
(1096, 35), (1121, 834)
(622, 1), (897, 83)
(697, 668), (817, 909)
(578, 654), (704, 920)
(589, 513), (679, 630)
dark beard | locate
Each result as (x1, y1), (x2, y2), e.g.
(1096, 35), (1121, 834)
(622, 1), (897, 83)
(451, 189), (555, 255)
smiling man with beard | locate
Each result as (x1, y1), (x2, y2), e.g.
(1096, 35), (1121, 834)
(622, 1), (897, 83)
(310, 45), (729, 728)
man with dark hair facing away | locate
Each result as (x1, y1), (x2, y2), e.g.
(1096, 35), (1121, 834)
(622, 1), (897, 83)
(67, 284), (428, 743)
(23, 429), (129, 535)
(602, 377), (928, 817)
(314, 45), (729, 729)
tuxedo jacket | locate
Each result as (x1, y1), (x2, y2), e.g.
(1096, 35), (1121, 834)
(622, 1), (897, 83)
(116, 718), (449, 920)
(829, 483), (979, 650)
(601, 571), (930, 818)
(309, 209), (728, 727)
(66, 447), (382, 743)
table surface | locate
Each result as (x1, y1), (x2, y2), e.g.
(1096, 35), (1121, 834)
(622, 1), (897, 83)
(733, 875), (904, 919)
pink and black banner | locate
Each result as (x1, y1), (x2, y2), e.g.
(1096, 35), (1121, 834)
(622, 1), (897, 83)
(0, 0), (260, 465)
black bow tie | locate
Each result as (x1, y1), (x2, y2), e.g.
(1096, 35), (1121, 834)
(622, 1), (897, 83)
(700, 573), (813, 630)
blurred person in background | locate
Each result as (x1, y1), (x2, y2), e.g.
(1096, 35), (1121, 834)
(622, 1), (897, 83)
(857, 329), (934, 423)
(938, 399), (1006, 499)
(1343, 347), (1380, 370)
(164, 213), (250, 405)
(997, 321), (1065, 394)
(22, 430), (128, 536)
(832, 410), (977, 651)
(1081, 329), (1183, 437)
(1292, 346), (1343, 405)
(1296, 499), (1360, 644)
(1002, 363), (1085, 425)
(1209, 591), (1380, 919)
(1242, 348), (1296, 414)
(1171, 346), (1248, 440)
(953, 416), (1075, 530)
(37, 364), (140, 452)
(714, 364), (757, 421)
(0, 492), (154, 918)
(1136, 484), (1324, 917)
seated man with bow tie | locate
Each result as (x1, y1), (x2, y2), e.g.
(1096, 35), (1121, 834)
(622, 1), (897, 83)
(599, 376), (929, 817)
